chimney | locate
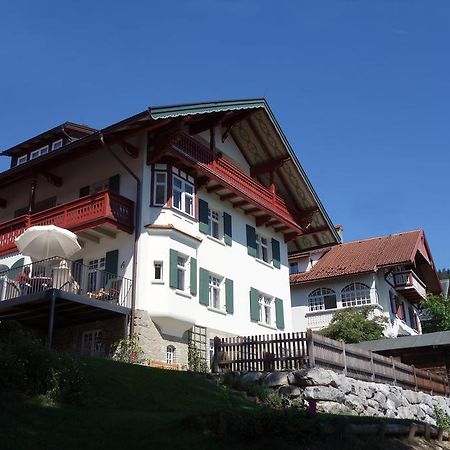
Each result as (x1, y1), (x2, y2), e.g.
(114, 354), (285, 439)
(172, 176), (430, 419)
(335, 224), (343, 242)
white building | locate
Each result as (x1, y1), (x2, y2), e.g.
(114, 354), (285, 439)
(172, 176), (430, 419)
(0, 99), (339, 366)
(290, 230), (442, 337)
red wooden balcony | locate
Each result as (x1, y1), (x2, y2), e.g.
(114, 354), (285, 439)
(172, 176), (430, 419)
(0, 190), (134, 256)
(394, 270), (427, 303)
(170, 134), (304, 236)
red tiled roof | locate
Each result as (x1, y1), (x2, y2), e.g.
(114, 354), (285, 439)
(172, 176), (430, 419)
(290, 230), (425, 284)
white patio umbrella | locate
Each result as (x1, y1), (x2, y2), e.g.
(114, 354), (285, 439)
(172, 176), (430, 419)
(15, 225), (81, 260)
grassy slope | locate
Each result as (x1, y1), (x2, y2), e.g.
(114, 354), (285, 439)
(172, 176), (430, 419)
(0, 358), (255, 450)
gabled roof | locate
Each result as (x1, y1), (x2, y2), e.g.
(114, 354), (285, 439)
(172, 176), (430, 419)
(290, 230), (439, 290)
(0, 99), (340, 251)
(1, 122), (97, 156)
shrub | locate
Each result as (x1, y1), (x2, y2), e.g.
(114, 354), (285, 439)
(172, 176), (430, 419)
(113, 335), (144, 363)
(188, 343), (208, 373)
(0, 321), (86, 403)
(434, 406), (450, 431)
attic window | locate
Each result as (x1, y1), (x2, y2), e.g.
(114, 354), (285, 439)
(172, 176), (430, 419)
(51, 139), (63, 151)
(30, 145), (49, 160)
(16, 155), (28, 165)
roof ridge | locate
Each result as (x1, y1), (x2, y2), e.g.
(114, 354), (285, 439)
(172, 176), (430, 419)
(338, 229), (423, 246)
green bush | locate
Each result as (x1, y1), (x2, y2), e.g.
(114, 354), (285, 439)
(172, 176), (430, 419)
(113, 335), (144, 363)
(434, 406), (450, 431)
(0, 321), (86, 403)
(188, 343), (208, 373)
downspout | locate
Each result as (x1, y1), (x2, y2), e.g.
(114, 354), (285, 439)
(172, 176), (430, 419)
(101, 134), (141, 337)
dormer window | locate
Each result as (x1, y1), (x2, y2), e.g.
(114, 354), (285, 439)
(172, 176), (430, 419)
(51, 139), (63, 151)
(30, 145), (49, 160)
(16, 155), (28, 165)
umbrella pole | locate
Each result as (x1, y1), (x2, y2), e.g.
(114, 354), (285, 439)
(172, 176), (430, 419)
(47, 290), (56, 347)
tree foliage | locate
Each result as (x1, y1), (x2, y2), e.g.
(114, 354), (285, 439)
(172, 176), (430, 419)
(420, 294), (450, 333)
(321, 306), (388, 344)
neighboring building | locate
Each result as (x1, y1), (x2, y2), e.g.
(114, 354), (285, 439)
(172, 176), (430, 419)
(354, 331), (450, 382)
(0, 99), (339, 367)
(290, 230), (442, 337)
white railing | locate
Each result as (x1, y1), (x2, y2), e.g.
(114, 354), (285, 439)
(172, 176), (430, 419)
(394, 271), (427, 299)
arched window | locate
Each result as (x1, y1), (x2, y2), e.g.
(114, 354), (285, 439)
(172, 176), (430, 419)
(166, 345), (175, 365)
(308, 288), (337, 311)
(341, 283), (371, 307)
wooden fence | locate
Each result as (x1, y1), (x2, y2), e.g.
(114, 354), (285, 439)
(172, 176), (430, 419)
(214, 330), (449, 396)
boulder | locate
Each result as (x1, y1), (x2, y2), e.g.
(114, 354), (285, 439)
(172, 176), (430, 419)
(331, 374), (353, 394)
(403, 390), (420, 405)
(317, 401), (354, 415)
(303, 386), (345, 403)
(262, 371), (291, 387)
(294, 368), (335, 387)
(396, 406), (413, 420)
(278, 385), (302, 398)
(372, 392), (387, 407)
(364, 406), (379, 417)
(344, 393), (367, 414)
(241, 372), (263, 383)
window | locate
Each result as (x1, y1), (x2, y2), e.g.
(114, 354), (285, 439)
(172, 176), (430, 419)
(408, 306), (416, 329)
(308, 288), (337, 311)
(176, 256), (187, 291)
(90, 179), (110, 193)
(88, 257), (106, 292)
(17, 155), (28, 165)
(81, 330), (102, 356)
(208, 208), (220, 239)
(51, 139), (63, 151)
(289, 262), (299, 274)
(166, 345), (175, 364)
(389, 291), (398, 314)
(153, 172), (168, 206)
(341, 283), (371, 307)
(30, 145), (48, 160)
(256, 233), (270, 263)
(259, 293), (274, 326)
(172, 173), (194, 217)
(208, 274), (222, 310)
(153, 261), (163, 281)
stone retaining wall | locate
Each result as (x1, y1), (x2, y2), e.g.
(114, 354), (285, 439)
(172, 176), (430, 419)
(236, 368), (450, 426)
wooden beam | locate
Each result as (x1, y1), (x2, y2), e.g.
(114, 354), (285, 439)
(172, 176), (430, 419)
(244, 207), (259, 215)
(265, 219), (279, 228)
(274, 225), (289, 232)
(93, 227), (117, 239)
(284, 232), (299, 243)
(44, 172), (63, 187)
(232, 200), (248, 208)
(219, 192), (237, 201)
(207, 184), (225, 193)
(188, 113), (226, 135)
(255, 215), (271, 227)
(196, 176), (209, 190)
(77, 231), (100, 244)
(122, 142), (139, 159)
(250, 156), (291, 177)
(221, 109), (260, 142)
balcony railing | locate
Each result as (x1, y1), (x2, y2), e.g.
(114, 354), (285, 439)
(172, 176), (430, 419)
(0, 256), (132, 308)
(394, 270), (427, 301)
(171, 134), (303, 233)
(0, 190), (134, 256)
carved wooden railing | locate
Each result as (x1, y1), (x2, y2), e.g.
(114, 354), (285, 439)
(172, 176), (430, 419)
(0, 191), (134, 256)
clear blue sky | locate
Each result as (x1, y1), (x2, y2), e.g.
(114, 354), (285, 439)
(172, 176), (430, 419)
(1, 1), (449, 267)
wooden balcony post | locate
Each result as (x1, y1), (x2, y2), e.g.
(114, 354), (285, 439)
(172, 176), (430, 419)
(306, 329), (315, 368)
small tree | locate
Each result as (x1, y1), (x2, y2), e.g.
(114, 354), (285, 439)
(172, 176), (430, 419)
(420, 294), (450, 333)
(321, 306), (388, 343)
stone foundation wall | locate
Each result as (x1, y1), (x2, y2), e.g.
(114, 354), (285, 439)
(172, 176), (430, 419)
(134, 310), (189, 367)
(236, 368), (450, 426)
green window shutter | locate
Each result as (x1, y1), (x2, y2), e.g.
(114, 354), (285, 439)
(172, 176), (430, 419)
(225, 278), (234, 314)
(223, 212), (232, 246)
(169, 249), (178, 289)
(199, 268), (209, 305)
(105, 250), (119, 276)
(79, 186), (90, 197)
(275, 298), (285, 330)
(250, 287), (259, 322)
(72, 259), (84, 285)
(246, 225), (257, 257)
(198, 199), (209, 234)
(272, 238), (281, 269)
(109, 174), (121, 194)
(190, 257), (197, 296)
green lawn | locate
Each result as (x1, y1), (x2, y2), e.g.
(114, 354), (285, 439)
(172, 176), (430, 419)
(0, 357), (420, 450)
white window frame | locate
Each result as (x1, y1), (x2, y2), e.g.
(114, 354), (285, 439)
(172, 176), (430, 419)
(256, 233), (270, 263)
(17, 155), (28, 165)
(258, 293), (274, 326)
(166, 345), (175, 365)
(176, 255), (187, 291)
(153, 171), (168, 206)
(308, 288), (337, 312)
(81, 329), (102, 356)
(208, 274), (223, 311)
(153, 261), (163, 282)
(341, 283), (371, 308)
(87, 257), (106, 292)
(172, 174), (195, 217)
(30, 145), (49, 160)
(51, 139), (63, 151)
(208, 208), (221, 240)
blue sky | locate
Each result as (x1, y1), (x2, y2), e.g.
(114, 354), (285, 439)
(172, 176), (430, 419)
(0, 1), (449, 267)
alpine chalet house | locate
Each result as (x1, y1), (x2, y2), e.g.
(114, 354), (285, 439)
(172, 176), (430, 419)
(0, 99), (339, 366)
(290, 230), (441, 337)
